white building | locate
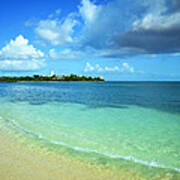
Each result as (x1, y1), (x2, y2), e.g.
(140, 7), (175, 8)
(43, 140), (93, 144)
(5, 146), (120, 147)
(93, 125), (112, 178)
(99, 76), (104, 80)
(50, 70), (55, 76)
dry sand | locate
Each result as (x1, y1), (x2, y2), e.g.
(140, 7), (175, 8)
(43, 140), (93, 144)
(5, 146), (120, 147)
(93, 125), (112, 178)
(0, 126), (145, 180)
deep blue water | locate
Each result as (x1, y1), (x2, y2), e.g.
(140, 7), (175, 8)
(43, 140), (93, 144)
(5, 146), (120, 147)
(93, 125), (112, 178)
(0, 81), (180, 113)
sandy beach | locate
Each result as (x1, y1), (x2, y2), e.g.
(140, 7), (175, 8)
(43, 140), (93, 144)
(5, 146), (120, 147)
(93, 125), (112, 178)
(0, 126), (145, 180)
(1, 126), (178, 180)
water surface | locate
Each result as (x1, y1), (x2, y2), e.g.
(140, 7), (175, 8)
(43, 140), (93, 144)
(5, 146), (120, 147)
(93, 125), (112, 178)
(0, 82), (180, 175)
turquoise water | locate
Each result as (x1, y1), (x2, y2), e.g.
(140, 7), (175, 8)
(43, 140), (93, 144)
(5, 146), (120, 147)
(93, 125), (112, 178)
(0, 82), (180, 173)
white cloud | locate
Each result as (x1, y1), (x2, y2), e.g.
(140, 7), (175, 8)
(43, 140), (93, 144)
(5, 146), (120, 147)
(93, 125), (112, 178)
(0, 35), (44, 60)
(104, 66), (121, 72)
(133, 12), (180, 31)
(35, 16), (78, 46)
(33, 0), (180, 57)
(95, 64), (104, 72)
(49, 48), (85, 60)
(122, 62), (134, 73)
(84, 62), (136, 73)
(0, 60), (45, 71)
(84, 62), (95, 72)
(35, 0), (123, 51)
(141, 0), (167, 15)
(133, 0), (180, 32)
(33, 0), (149, 56)
(79, 0), (101, 24)
(0, 35), (45, 71)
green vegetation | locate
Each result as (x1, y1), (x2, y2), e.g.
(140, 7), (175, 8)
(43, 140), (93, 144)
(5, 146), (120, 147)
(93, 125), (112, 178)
(0, 74), (104, 82)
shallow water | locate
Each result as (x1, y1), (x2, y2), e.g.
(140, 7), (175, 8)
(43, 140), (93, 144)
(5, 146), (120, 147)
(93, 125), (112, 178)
(0, 82), (180, 177)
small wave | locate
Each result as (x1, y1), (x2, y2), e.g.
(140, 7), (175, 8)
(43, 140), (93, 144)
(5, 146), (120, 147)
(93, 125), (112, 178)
(50, 140), (180, 172)
(3, 117), (180, 173)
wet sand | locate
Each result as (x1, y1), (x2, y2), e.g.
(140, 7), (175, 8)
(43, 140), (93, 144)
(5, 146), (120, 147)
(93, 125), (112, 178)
(0, 127), (146, 180)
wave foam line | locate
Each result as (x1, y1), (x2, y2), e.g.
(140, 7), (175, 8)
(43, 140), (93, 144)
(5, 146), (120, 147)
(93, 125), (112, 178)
(3, 117), (180, 173)
(50, 140), (180, 173)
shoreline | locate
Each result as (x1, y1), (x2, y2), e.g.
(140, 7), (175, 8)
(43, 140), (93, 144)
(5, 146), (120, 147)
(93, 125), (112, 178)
(0, 121), (179, 180)
(0, 126), (123, 180)
(0, 123), (145, 180)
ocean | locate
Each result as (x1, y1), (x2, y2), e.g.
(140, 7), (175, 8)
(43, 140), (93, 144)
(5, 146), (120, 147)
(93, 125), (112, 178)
(0, 82), (180, 179)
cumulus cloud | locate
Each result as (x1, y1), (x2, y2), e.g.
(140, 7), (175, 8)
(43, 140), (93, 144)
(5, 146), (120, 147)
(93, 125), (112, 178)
(84, 62), (95, 72)
(84, 62), (136, 73)
(34, 0), (180, 57)
(115, 0), (180, 54)
(81, 0), (180, 55)
(122, 63), (135, 73)
(0, 35), (44, 59)
(79, 0), (180, 55)
(35, 0), (131, 51)
(78, 0), (132, 50)
(132, 13), (180, 31)
(79, 0), (101, 24)
(35, 15), (78, 46)
(0, 35), (45, 71)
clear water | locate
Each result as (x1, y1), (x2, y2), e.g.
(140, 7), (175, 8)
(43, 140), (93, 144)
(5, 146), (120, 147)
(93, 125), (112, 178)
(0, 82), (180, 172)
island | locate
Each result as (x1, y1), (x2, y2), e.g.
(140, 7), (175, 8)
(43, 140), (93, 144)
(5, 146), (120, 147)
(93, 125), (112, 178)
(0, 74), (104, 82)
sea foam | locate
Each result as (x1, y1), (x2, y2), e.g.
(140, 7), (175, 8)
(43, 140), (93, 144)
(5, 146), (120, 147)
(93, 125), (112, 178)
(3, 117), (180, 173)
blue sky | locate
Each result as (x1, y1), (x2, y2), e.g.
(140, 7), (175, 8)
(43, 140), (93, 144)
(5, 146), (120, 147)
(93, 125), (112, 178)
(0, 0), (180, 81)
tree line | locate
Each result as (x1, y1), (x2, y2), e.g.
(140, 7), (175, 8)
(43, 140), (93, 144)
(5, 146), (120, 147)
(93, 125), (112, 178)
(0, 74), (104, 82)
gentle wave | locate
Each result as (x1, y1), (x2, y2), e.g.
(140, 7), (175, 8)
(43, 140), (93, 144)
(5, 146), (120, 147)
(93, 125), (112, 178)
(2, 116), (180, 173)
(50, 140), (180, 172)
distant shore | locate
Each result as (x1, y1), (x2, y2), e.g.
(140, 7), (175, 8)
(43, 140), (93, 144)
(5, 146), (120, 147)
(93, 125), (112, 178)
(0, 74), (105, 82)
(0, 81), (105, 83)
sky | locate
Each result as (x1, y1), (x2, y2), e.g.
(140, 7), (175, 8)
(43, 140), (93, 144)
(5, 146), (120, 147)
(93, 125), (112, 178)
(0, 0), (180, 81)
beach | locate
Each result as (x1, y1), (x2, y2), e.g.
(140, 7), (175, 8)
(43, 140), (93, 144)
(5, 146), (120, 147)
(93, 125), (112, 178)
(0, 82), (180, 180)
(0, 125), (146, 180)
(1, 122), (179, 180)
